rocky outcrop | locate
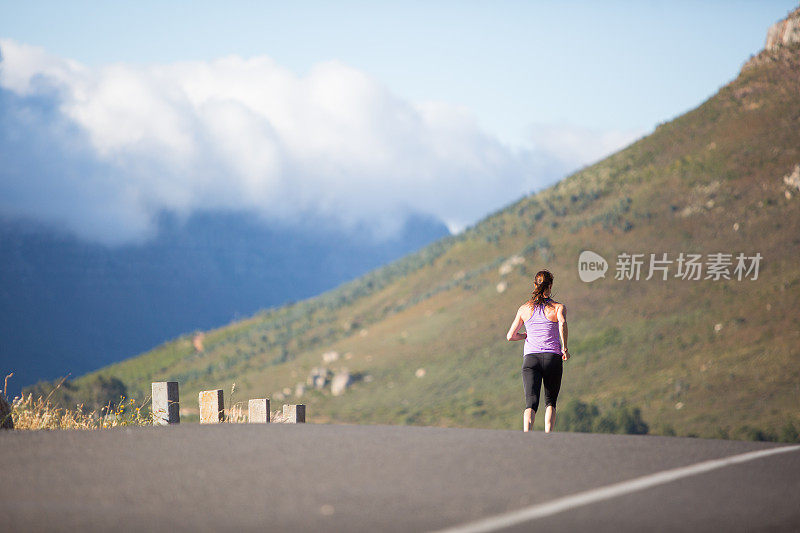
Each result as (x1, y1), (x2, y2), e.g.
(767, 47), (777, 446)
(498, 255), (525, 276)
(743, 7), (800, 72)
(295, 364), (361, 397)
(766, 7), (800, 50)
(784, 164), (800, 192)
(192, 333), (205, 353)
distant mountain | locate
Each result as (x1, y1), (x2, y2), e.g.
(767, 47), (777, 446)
(0, 210), (449, 395)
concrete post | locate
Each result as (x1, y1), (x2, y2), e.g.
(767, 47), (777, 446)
(152, 382), (180, 425)
(248, 399), (270, 423)
(283, 404), (306, 423)
(199, 389), (225, 424)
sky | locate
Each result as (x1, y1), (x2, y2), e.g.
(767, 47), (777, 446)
(1, 1), (796, 244)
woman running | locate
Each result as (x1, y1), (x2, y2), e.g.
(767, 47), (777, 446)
(506, 269), (569, 432)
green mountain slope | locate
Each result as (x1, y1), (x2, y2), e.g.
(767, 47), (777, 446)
(69, 28), (800, 439)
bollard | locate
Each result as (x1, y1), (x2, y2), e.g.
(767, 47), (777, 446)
(199, 389), (225, 424)
(248, 399), (270, 423)
(152, 382), (180, 425)
(283, 404), (306, 423)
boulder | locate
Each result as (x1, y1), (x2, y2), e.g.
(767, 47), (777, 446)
(784, 164), (800, 192)
(331, 371), (352, 397)
(322, 351), (340, 363)
(307, 367), (332, 390)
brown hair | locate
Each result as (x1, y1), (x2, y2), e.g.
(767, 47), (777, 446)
(528, 270), (554, 307)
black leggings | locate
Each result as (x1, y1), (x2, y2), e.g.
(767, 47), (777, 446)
(522, 353), (563, 412)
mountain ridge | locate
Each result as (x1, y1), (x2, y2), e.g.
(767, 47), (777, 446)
(1, 210), (448, 396)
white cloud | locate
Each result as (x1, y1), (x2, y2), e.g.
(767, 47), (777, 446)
(0, 39), (640, 244)
(528, 123), (645, 173)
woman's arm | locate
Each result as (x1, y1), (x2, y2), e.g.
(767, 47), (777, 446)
(506, 307), (527, 341)
(557, 304), (570, 360)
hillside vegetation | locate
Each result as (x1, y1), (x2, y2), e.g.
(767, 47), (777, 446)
(46, 39), (800, 440)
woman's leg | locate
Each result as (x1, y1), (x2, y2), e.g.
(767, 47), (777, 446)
(521, 355), (541, 432)
(524, 407), (535, 432)
(544, 405), (556, 433)
(541, 354), (563, 433)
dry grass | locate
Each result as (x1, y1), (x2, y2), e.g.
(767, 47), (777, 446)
(11, 394), (153, 430)
(271, 410), (290, 423)
(225, 401), (248, 423)
(7, 373), (153, 430)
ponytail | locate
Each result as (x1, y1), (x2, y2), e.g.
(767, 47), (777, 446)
(528, 270), (554, 307)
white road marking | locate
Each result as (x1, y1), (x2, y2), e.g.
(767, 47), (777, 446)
(432, 445), (800, 533)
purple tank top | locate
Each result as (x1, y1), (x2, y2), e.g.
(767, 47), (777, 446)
(523, 299), (562, 355)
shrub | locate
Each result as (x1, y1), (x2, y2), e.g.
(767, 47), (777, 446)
(779, 422), (799, 443)
(558, 399), (649, 435)
(736, 425), (778, 442)
(558, 399), (600, 433)
(600, 403), (649, 435)
(0, 391), (13, 429)
(23, 375), (129, 413)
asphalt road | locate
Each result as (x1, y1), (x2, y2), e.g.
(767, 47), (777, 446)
(2, 423), (798, 532)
